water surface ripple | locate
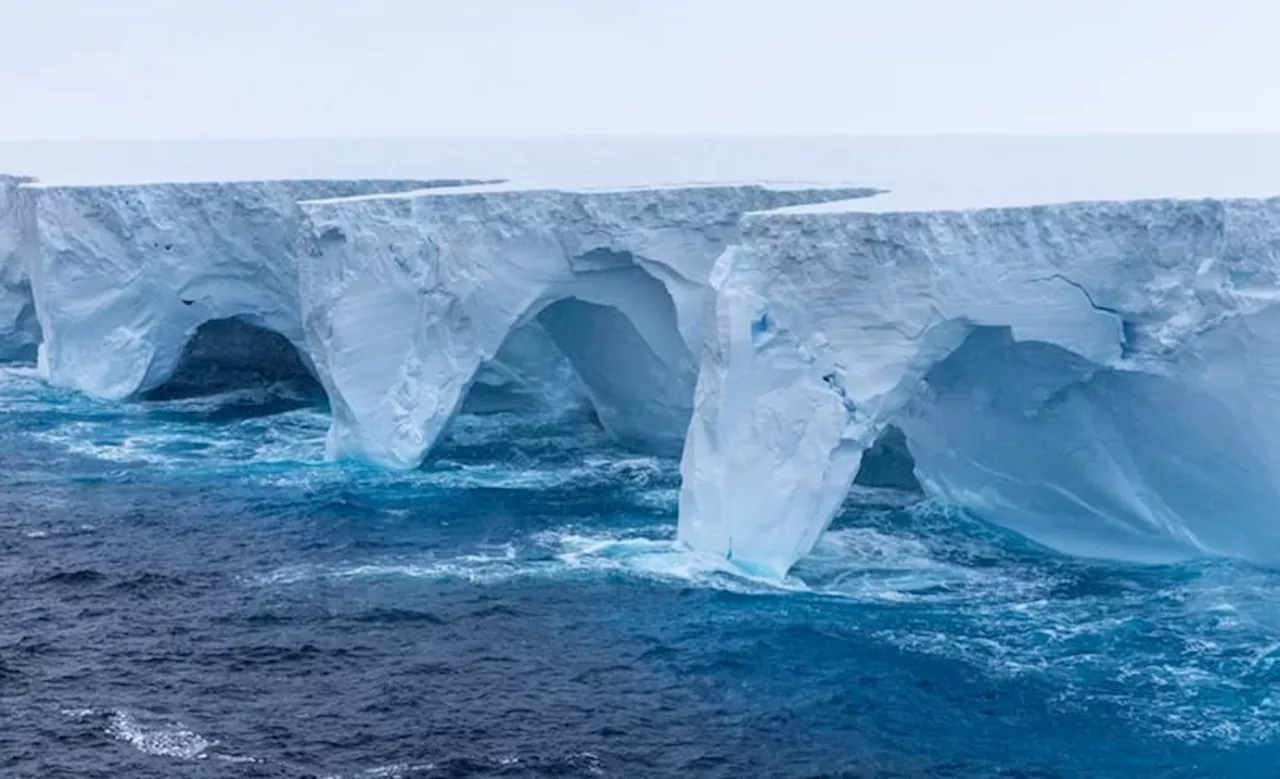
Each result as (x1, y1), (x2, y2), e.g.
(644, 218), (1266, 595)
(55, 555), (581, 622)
(2, 366), (1278, 777)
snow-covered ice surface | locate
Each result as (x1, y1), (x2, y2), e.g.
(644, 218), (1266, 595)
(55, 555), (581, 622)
(0, 173), (38, 359)
(27, 178), (476, 400)
(680, 191), (1280, 577)
(5, 135), (1279, 197)
(298, 182), (874, 468)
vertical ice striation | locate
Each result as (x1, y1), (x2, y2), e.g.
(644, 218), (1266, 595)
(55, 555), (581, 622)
(0, 174), (39, 360)
(679, 194), (1280, 577)
(298, 183), (876, 468)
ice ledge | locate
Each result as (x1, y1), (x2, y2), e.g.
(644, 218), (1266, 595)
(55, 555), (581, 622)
(299, 179), (877, 206)
(755, 178), (1280, 216)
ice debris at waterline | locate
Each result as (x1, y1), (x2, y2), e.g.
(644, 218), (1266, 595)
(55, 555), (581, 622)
(9, 168), (1280, 580)
(680, 191), (1280, 576)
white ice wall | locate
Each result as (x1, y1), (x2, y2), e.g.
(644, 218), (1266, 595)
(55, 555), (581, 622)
(680, 195), (1280, 576)
(299, 183), (875, 468)
(28, 179), (469, 400)
(0, 174), (38, 360)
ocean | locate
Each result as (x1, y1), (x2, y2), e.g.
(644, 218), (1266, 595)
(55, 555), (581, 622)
(4, 136), (1280, 777)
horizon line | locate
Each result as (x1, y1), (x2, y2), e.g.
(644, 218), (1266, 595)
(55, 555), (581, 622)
(4, 131), (1280, 144)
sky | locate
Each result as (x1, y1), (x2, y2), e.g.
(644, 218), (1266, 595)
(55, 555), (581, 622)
(1, 0), (1278, 140)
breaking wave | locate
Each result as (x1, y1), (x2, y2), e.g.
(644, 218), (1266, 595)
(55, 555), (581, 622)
(5, 363), (1280, 775)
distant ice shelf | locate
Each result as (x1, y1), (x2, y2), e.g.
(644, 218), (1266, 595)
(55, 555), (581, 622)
(679, 192), (1280, 577)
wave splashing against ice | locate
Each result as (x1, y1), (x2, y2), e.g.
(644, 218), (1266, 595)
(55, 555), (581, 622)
(247, 501), (1280, 749)
(5, 363), (1280, 775)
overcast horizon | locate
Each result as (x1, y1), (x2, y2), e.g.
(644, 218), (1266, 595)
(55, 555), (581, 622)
(3, 0), (1278, 141)
(7, 131), (1280, 143)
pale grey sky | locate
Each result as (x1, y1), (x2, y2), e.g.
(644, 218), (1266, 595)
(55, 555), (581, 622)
(2, 0), (1277, 140)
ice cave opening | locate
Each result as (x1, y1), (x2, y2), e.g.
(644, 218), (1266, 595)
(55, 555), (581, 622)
(458, 322), (589, 418)
(893, 324), (1280, 564)
(851, 425), (920, 492)
(532, 292), (695, 455)
(435, 287), (696, 461)
(142, 317), (322, 404)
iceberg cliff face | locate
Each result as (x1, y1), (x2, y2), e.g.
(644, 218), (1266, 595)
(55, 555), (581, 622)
(30, 166), (1278, 580)
(299, 183), (875, 468)
(28, 179), (474, 400)
(680, 195), (1280, 576)
(0, 175), (39, 360)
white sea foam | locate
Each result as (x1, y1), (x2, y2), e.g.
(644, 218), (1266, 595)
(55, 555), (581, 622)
(59, 707), (95, 719)
(249, 512), (1032, 604)
(320, 763), (437, 779)
(245, 511), (1280, 747)
(12, 355), (1280, 749)
(57, 708), (263, 764)
(106, 710), (214, 760)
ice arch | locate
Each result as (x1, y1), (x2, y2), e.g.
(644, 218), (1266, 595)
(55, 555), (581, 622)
(308, 236), (698, 468)
(142, 316), (319, 400)
(679, 194), (1280, 577)
(27, 178), (476, 400)
(110, 310), (573, 415)
(299, 183), (874, 468)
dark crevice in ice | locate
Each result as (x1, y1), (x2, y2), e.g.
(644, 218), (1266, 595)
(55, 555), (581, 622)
(143, 318), (322, 408)
(854, 425), (921, 492)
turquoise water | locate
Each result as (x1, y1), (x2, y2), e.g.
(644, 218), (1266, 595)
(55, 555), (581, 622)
(3, 364), (1280, 777)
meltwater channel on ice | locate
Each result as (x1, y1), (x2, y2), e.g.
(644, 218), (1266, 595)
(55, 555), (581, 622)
(7, 137), (1280, 776)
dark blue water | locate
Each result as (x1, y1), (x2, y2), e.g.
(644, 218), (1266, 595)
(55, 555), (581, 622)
(3, 365), (1280, 778)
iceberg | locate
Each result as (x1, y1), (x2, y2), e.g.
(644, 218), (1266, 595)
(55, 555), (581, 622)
(679, 192), (1280, 577)
(0, 174), (39, 360)
(29, 164), (1280, 581)
(27, 178), (479, 400)
(298, 183), (875, 468)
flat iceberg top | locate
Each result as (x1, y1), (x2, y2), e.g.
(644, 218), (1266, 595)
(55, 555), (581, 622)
(299, 180), (876, 207)
(760, 180), (1280, 217)
(21, 177), (489, 194)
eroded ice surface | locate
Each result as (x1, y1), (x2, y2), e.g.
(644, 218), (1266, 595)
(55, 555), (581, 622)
(680, 193), (1280, 577)
(27, 178), (473, 400)
(0, 174), (38, 360)
(299, 182), (875, 468)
